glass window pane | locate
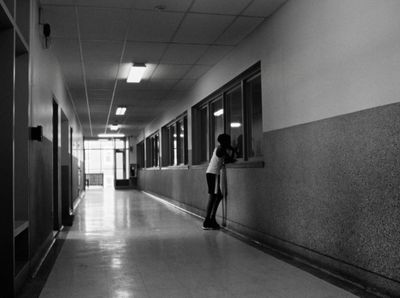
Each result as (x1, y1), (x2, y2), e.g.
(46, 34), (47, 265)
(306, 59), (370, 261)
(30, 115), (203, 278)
(116, 151), (124, 179)
(177, 120), (185, 164)
(100, 139), (114, 149)
(246, 75), (262, 158)
(211, 98), (224, 152)
(199, 107), (208, 163)
(226, 86), (243, 158)
(155, 134), (159, 167)
(115, 139), (125, 149)
(172, 125), (177, 165)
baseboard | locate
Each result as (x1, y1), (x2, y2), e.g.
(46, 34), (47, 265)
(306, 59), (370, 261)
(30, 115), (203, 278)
(30, 232), (56, 278)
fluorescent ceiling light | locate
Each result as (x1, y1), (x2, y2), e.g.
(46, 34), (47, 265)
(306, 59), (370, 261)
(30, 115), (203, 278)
(98, 133), (125, 138)
(213, 109), (223, 117)
(116, 107), (127, 115)
(230, 122), (242, 128)
(127, 63), (146, 83)
(110, 124), (119, 131)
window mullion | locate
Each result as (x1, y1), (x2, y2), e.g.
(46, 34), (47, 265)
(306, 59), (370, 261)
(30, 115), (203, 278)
(241, 80), (248, 161)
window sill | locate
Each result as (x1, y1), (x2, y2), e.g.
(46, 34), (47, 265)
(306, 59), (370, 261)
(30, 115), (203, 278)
(160, 165), (189, 170)
(191, 160), (264, 169)
(226, 160), (264, 168)
(143, 167), (161, 170)
(190, 164), (208, 170)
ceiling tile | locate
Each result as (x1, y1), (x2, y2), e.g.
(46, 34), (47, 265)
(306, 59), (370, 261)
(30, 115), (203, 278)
(127, 11), (184, 42)
(216, 16), (264, 45)
(40, 0), (134, 7)
(191, 0), (252, 15)
(173, 79), (196, 91)
(82, 41), (123, 63)
(123, 42), (167, 63)
(115, 90), (165, 104)
(85, 62), (119, 80)
(184, 65), (212, 79)
(173, 13), (235, 44)
(196, 45), (234, 65)
(147, 79), (179, 90)
(88, 105), (109, 114)
(242, 0), (287, 17)
(87, 78), (115, 89)
(78, 7), (130, 41)
(42, 6), (77, 39)
(133, 0), (192, 12)
(161, 44), (208, 64)
(88, 89), (113, 99)
(151, 64), (191, 80)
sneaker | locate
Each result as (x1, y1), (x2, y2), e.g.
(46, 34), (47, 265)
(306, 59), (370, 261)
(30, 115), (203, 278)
(211, 221), (220, 230)
(202, 219), (214, 230)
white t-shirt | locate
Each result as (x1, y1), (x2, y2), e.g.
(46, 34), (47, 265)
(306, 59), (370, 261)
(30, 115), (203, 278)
(206, 148), (223, 175)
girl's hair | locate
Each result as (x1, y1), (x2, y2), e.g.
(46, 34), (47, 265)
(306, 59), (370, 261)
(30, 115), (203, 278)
(217, 133), (230, 145)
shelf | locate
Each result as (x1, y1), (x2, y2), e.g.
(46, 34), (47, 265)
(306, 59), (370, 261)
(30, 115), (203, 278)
(14, 220), (28, 237)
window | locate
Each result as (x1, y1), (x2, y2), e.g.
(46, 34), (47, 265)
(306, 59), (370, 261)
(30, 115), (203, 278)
(210, 97), (224, 153)
(145, 131), (159, 168)
(192, 63), (262, 164)
(225, 85), (243, 159)
(136, 141), (145, 168)
(162, 114), (188, 166)
(245, 74), (262, 158)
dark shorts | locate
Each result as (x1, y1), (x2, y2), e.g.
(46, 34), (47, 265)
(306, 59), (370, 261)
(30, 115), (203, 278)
(206, 173), (221, 195)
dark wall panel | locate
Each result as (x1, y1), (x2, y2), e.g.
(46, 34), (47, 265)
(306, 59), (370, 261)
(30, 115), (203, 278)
(138, 102), (400, 296)
(29, 138), (53, 257)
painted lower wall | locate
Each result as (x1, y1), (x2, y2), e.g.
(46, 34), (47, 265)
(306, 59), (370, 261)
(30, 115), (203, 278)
(138, 102), (400, 296)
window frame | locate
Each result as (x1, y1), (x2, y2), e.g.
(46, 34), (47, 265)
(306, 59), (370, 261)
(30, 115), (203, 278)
(145, 131), (160, 168)
(161, 113), (188, 167)
(192, 62), (263, 165)
(136, 141), (145, 169)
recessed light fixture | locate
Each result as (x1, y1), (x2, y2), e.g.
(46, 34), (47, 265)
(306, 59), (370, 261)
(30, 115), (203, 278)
(213, 109), (223, 117)
(127, 63), (146, 83)
(230, 122), (242, 128)
(116, 107), (127, 115)
(98, 133), (125, 138)
(110, 124), (119, 131)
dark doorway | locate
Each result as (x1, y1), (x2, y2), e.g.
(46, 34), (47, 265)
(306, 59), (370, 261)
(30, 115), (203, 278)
(52, 99), (61, 231)
(61, 112), (74, 226)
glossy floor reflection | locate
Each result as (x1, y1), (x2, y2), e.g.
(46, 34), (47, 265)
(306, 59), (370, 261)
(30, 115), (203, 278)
(40, 189), (357, 298)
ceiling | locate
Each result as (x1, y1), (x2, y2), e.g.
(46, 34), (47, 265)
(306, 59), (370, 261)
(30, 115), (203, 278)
(41, 0), (286, 137)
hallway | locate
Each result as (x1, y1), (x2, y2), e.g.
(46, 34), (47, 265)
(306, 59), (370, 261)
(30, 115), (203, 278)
(38, 189), (357, 298)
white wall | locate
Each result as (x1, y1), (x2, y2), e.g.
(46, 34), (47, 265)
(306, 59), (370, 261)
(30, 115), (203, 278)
(141, 0), (400, 140)
(30, 0), (82, 145)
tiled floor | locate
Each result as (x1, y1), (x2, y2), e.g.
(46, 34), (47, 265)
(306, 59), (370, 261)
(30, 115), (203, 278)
(39, 189), (357, 298)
